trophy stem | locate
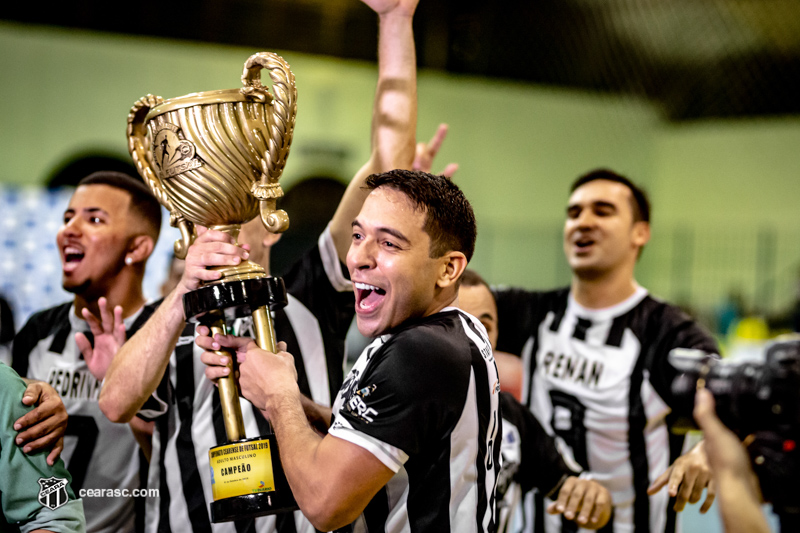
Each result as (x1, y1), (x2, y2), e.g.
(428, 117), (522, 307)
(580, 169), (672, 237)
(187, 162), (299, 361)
(251, 306), (277, 435)
(208, 311), (246, 442)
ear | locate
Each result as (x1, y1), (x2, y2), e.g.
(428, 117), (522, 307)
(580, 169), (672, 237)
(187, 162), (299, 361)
(262, 231), (283, 248)
(127, 235), (155, 265)
(632, 221), (651, 248)
(436, 251), (468, 289)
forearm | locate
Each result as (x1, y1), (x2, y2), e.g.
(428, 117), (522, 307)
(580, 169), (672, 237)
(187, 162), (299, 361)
(266, 394), (378, 530)
(371, 9), (418, 171)
(330, 6), (417, 260)
(99, 289), (185, 422)
(264, 396), (345, 528)
(717, 472), (770, 533)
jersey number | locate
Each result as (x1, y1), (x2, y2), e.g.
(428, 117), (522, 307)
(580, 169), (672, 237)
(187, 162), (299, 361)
(549, 390), (589, 470)
(64, 415), (98, 491)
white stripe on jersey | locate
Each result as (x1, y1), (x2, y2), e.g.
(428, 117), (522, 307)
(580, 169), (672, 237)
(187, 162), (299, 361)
(143, 228), (350, 533)
(318, 222), (353, 292)
(284, 293), (331, 407)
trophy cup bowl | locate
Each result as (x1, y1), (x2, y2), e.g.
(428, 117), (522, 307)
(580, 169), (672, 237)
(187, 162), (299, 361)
(127, 52), (298, 522)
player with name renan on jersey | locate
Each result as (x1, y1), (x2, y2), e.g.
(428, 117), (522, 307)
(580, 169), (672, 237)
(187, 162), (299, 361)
(458, 269), (612, 531)
(494, 170), (719, 533)
(200, 170), (501, 533)
(93, 0), (422, 531)
(12, 171), (163, 533)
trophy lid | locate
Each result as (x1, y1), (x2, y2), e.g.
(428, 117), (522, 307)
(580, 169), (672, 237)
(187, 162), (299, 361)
(144, 88), (274, 122)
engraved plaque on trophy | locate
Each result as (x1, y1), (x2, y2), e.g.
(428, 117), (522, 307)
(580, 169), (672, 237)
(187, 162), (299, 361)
(127, 52), (298, 522)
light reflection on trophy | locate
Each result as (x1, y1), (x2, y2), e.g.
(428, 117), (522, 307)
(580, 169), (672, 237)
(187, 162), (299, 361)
(127, 52), (298, 522)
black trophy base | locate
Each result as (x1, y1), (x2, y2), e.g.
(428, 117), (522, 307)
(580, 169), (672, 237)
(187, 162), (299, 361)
(183, 277), (288, 322)
(211, 491), (298, 523)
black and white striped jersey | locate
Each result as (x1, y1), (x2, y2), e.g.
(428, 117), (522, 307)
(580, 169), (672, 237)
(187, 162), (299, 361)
(12, 300), (157, 533)
(329, 308), (501, 533)
(495, 286), (717, 533)
(497, 391), (579, 533)
(143, 227), (355, 533)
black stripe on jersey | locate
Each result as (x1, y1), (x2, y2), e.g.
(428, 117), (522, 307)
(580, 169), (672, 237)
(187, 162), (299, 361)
(274, 307), (311, 398)
(628, 335), (650, 533)
(572, 318), (592, 341)
(12, 303), (71, 377)
(466, 316), (498, 533)
(211, 390), (228, 447)
(548, 305), (567, 333)
(523, 335), (539, 408)
(534, 492), (545, 533)
(599, 507), (615, 533)
(45, 308), (72, 355)
(362, 486), (390, 532)
(174, 337), (213, 533)
(605, 314), (626, 348)
(664, 433), (684, 533)
(156, 411), (173, 533)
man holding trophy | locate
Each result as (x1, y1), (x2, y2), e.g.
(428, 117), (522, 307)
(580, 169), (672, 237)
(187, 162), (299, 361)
(96, 0), (422, 531)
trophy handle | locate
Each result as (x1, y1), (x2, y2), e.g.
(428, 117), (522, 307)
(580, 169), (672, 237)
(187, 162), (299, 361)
(241, 52), (297, 234)
(127, 95), (195, 259)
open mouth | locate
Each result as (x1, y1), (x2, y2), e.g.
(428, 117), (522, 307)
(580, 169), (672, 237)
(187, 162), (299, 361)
(354, 281), (386, 312)
(574, 236), (595, 250)
(62, 245), (85, 271)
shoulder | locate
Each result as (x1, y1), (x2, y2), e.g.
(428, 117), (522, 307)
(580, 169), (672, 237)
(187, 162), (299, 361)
(631, 295), (718, 356)
(494, 286), (567, 309)
(378, 311), (477, 379)
(12, 302), (72, 369)
(18, 302), (72, 336)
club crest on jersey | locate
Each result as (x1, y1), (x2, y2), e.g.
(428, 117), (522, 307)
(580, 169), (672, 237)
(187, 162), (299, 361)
(38, 477), (69, 510)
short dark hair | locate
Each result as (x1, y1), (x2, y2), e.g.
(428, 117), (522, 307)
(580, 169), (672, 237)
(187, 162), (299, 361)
(570, 169), (651, 223)
(78, 171), (162, 241)
(364, 170), (476, 262)
(460, 269), (490, 291)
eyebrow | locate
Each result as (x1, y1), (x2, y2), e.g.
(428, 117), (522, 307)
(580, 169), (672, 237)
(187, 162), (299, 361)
(567, 200), (618, 212)
(64, 207), (110, 216)
(352, 220), (410, 245)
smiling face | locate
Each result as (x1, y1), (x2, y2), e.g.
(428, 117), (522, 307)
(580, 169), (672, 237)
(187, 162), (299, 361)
(56, 184), (135, 297)
(563, 179), (650, 279)
(347, 187), (448, 338)
(458, 283), (498, 349)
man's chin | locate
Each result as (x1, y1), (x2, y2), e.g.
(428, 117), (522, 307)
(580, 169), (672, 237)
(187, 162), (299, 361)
(63, 279), (91, 295)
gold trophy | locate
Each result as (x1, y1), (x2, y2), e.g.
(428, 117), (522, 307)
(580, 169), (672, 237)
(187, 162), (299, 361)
(127, 52), (298, 522)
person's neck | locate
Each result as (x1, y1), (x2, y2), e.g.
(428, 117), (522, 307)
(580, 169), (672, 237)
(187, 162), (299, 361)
(571, 268), (639, 310)
(74, 276), (147, 321)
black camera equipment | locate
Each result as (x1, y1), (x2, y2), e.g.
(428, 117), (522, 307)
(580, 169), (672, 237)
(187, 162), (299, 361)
(670, 338), (800, 531)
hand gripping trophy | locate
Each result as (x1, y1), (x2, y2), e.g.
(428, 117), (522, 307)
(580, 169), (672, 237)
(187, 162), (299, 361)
(127, 52), (298, 522)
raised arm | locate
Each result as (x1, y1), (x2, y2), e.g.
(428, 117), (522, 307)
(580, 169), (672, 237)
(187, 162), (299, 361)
(329, 0), (420, 261)
(98, 227), (249, 423)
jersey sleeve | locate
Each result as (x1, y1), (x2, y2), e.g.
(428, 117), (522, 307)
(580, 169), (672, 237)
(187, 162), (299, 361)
(493, 288), (549, 357)
(330, 328), (471, 471)
(281, 224), (354, 340)
(499, 391), (577, 497)
(644, 302), (719, 416)
(0, 363), (86, 533)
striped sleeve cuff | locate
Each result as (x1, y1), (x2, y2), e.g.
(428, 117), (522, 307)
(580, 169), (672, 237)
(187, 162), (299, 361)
(329, 425), (408, 473)
(319, 223), (352, 293)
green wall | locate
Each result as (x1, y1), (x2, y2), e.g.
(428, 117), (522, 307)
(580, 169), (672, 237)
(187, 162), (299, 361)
(2, 21), (798, 316)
